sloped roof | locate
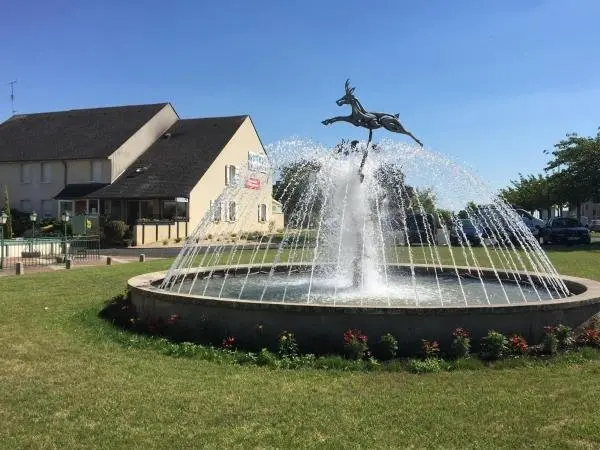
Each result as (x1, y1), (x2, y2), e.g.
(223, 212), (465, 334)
(0, 103), (169, 162)
(54, 183), (109, 200)
(91, 116), (248, 199)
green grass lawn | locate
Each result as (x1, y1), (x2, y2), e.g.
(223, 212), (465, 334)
(2, 247), (600, 448)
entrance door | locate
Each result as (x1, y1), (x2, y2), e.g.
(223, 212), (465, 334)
(126, 201), (139, 225)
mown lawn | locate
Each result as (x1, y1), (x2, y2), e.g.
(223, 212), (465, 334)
(2, 246), (600, 448)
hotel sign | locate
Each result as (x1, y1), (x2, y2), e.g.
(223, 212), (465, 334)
(248, 151), (269, 173)
(245, 178), (261, 190)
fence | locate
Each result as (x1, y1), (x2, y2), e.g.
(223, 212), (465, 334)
(0, 236), (101, 270)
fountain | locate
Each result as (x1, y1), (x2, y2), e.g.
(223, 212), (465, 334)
(128, 81), (600, 355)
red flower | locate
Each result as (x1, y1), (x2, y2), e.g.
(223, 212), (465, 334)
(344, 329), (368, 344)
(167, 314), (180, 325)
(222, 336), (236, 349)
(452, 328), (470, 338)
(508, 334), (528, 355)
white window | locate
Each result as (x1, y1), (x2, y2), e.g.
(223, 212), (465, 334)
(91, 160), (103, 182)
(225, 165), (238, 186)
(41, 162), (52, 183)
(41, 200), (54, 218)
(228, 201), (237, 222)
(20, 164), (32, 184)
(20, 199), (32, 212)
(258, 203), (267, 222)
(211, 200), (222, 222)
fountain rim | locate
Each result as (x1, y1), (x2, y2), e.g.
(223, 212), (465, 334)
(128, 264), (600, 313)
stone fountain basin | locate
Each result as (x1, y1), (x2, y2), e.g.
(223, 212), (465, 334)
(127, 264), (600, 355)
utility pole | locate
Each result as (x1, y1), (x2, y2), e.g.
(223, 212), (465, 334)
(7, 80), (17, 115)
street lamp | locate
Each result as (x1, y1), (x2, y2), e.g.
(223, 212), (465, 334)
(61, 211), (70, 259)
(0, 210), (7, 269)
(29, 211), (37, 239)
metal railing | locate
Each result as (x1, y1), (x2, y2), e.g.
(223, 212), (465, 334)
(0, 236), (101, 270)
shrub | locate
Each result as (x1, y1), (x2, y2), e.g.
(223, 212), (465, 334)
(377, 333), (398, 360)
(451, 328), (471, 358)
(408, 358), (442, 374)
(278, 331), (299, 358)
(542, 326), (559, 355)
(576, 327), (600, 347)
(162, 239), (169, 245)
(256, 348), (278, 367)
(343, 329), (369, 360)
(421, 339), (440, 359)
(481, 330), (508, 360)
(207, 234), (213, 240)
(104, 220), (129, 245)
(230, 232), (237, 238)
(507, 334), (528, 355)
(174, 237), (182, 243)
(556, 324), (575, 350)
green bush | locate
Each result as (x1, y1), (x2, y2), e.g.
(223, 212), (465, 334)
(542, 326), (559, 355)
(481, 330), (508, 360)
(408, 358), (443, 374)
(104, 220), (129, 245)
(376, 333), (398, 360)
(343, 329), (369, 360)
(278, 331), (299, 358)
(174, 237), (182, 243)
(556, 324), (575, 351)
(451, 328), (471, 358)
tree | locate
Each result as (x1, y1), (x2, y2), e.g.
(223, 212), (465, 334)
(274, 159), (322, 226)
(500, 174), (557, 218)
(374, 162), (414, 209)
(2, 185), (13, 239)
(544, 128), (600, 218)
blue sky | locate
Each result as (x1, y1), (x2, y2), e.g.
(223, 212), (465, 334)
(1, 0), (599, 189)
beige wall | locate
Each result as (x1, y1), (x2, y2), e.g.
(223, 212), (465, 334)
(188, 117), (280, 238)
(109, 104), (178, 181)
(133, 222), (187, 245)
(0, 161), (66, 216)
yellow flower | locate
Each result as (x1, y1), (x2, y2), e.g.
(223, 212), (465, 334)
(281, 335), (287, 341)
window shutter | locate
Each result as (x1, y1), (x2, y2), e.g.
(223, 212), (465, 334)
(258, 204), (260, 222)
(225, 165), (230, 185)
(224, 200), (229, 222)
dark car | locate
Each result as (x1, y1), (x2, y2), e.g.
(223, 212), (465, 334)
(542, 217), (591, 245)
(449, 219), (482, 246)
(403, 213), (438, 245)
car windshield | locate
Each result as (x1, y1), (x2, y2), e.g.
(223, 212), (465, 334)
(553, 218), (581, 228)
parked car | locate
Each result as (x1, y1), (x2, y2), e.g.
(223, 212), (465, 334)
(448, 219), (482, 246)
(541, 217), (591, 245)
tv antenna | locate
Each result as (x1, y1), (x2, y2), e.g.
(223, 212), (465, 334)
(7, 80), (17, 114)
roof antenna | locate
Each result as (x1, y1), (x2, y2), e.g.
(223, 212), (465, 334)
(7, 80), (17, 115)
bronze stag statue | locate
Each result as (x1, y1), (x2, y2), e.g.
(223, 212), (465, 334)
(322, 79), (423, 147)
(323, 79), (422, 182)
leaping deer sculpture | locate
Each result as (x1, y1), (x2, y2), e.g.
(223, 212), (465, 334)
(322, 79), (422, 182)
(322, 79), (422, 147)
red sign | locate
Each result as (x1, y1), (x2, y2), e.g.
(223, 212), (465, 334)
(245, 178), (261, 189)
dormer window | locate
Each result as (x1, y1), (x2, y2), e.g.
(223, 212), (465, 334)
(91, 160), (103, 182)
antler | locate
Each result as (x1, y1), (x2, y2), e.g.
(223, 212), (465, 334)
(345, 79), (351, 93)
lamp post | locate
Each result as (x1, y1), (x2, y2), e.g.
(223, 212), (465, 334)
(61, 211), (70, 259)
(29, 211), (38, 239)
(0, 210), (7, 269)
